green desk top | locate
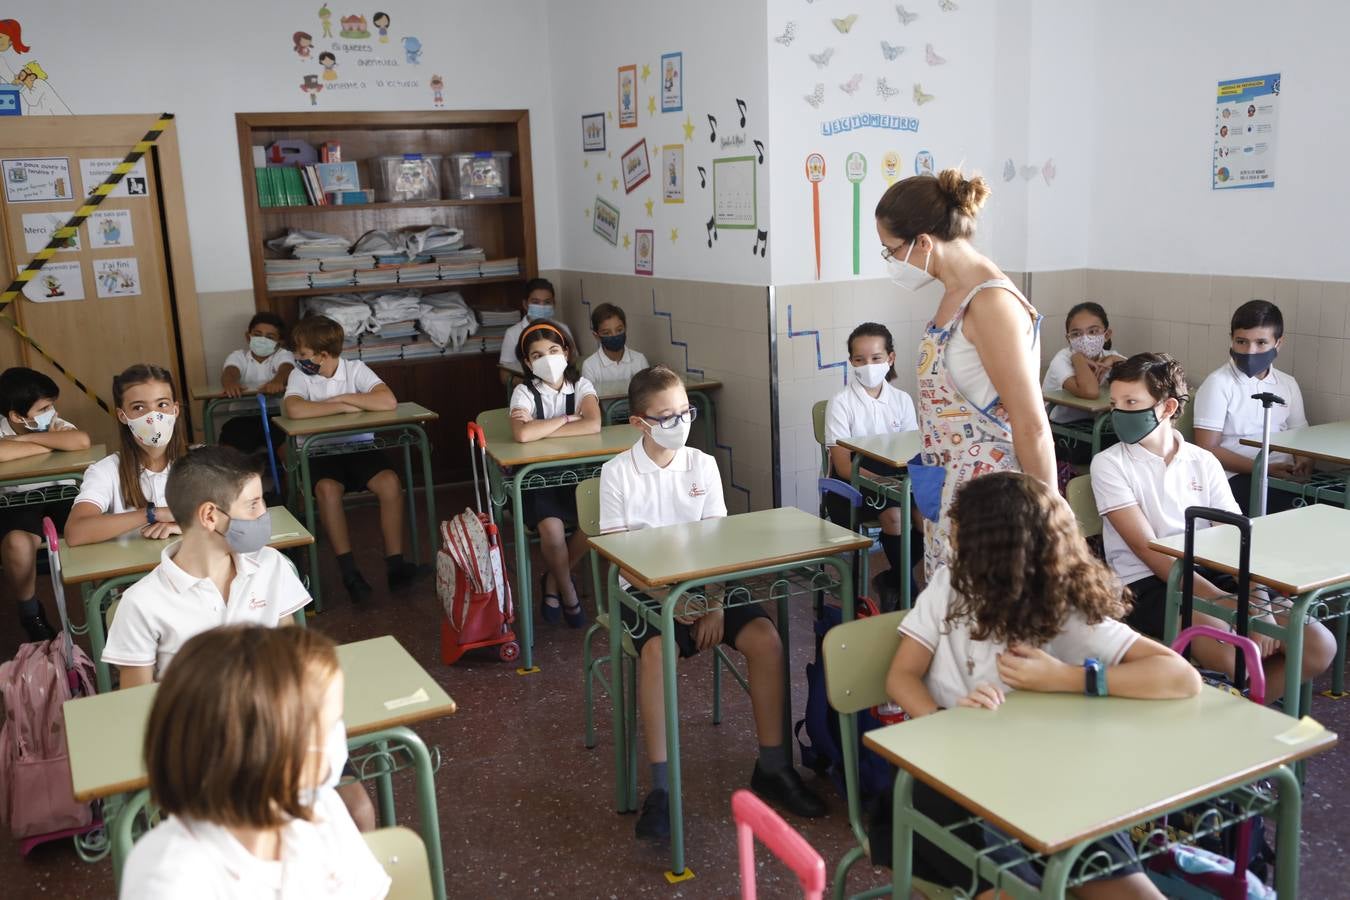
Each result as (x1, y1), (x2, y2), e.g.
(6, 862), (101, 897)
(59, 507), (313, 585)
(863, 689), (1336, 856)
(0, 444), (105, 484)
(273, 402), (438, 438)
(587, 506), (872, 588)
(64, 635), (456, 802)
(478, 410), (642, 467)
(191, 384), (258, 401)
(1148, 503), (1350, 597)
(593, 376), (722, 402)
(1239, 420), (1350, 466)
(837, 431), (921, 469)
(1042, 387), (1111, 414)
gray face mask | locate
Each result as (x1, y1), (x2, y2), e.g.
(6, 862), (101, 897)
(218, 508), (272, 554)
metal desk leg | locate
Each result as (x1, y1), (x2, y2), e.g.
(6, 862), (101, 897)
(661, 585), (691, 881)
(416, 425), (437, 567)
(203, 398), (219, 445)
(1271, 764), (1302, 899)
(889, 769), (917, 900)
(298, 438), (323, 613)
(85, 574), (143, 694)
(1328, 596), (1348, 698)
(359, 727), (447, 900)
(606, 566), (630, 813)
(1091, 410), (1109, 456)
(510, 465), (537, 672)
(900, 477), (913, 611)
(402, 441), (419, 567)
(110, 788), (150, 887)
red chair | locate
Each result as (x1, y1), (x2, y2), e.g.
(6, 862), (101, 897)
(732, 789), (825, 900)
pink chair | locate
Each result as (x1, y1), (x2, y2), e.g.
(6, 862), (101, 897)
(732, 789), (825, 900)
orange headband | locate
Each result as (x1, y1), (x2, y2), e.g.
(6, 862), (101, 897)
(519, 321), (567, 351)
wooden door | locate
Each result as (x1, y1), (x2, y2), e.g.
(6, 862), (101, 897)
(0, 115), (202, 449)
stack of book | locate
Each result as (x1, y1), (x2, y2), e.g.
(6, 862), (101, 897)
(481, 258), (522, 278)
(254, 161), (366, 208)
(479, 309), (522, 328)
(397, 262), (441, 284)
(310, 269), (357, 289)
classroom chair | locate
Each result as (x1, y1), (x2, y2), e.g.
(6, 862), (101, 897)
(604, 398), (631, 426)
(732, 788), (826, 900)
(1065, 474), (1102, 538)
(364, 826), (435, 900)
(812, 400), (884, 550)
(1174, 397), (1194, 443)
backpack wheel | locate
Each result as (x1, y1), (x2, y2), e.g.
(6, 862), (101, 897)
(499, 641), (520, 662)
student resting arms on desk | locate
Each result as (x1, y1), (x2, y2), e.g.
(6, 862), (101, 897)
(0, 367), (92, 640)
(600, 365), (824, 842)
(1091, 353), (1334, 701)
(580, 302), (649, 389)
(510, 319), (600, 626)
(218, 311), (295, 455)
(884, 471), (1198, 898)
(1040, 301), (1127, 464)
(65, 364), (189, 547)
(119, 626), (390, 900)
(497, 278), (574, 385)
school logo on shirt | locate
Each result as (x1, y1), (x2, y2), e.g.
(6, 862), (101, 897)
(248, 594), (266, 609)
(1189, 478), (1203, 493)
(688, 482), (707, 497)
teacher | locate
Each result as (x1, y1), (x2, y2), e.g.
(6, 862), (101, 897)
(875, 169), (1055, 576)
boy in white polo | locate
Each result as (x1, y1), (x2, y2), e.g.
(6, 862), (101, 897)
(580, 302), (649, 389)
(1193, 299), (1309, 515)
(1091, 353), (1333, 701)
(599, 365), (824, 844)
(102, 446), (310, 687)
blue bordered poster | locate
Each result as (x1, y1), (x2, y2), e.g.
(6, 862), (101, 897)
(1213, 73), (1279, 190)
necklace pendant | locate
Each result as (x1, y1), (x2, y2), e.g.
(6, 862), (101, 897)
(966, 657), (974, 675)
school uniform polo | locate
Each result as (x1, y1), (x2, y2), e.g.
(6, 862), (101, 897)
(1040, 347), (1126, 424)
(101, 543), (311, 678)
(120, 787), (390, 900)
(0, 414), (78, 494)
(509, 376), (598, 420)
(1090, 435), (1238, 587)
(580, 346), (650, 389)
(1192, 360), (1307, 475)
(222, 347), (296, 390)
(73, 452), (171, 514)
(498, 319), (574, 369)
(284, 356), (384, 449)
(823, 378), (918, 450)
(899, 566), (1137, 710)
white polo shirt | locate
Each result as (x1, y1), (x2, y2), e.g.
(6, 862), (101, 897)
(0, 414), (79, 495)
(120, 787), (391, 900)
(509, 376), (598, 420)
(823, 379), (918, 452)
(1192, 359), (1307, 474)
(1090, 435), (1239, 586)
(581, 346), (650, 390)
(73, 452), (171, 514)
(284, 357), (385, 446)
(899, 565), (1137, 710)
(101, 543), (311, 678)
(600, 439), (726, 529)
(498, 319), (574, 368)
(1040, 347), (1126, 424)
(222, 347), (296, 390)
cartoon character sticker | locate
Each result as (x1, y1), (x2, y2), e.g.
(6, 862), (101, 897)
(430, 74), (444, 108)
(293, 31), (313, 58)
(12, 60), (69, 115)
(319, 51), (337, 81)
(373, 11), (390, 43)
(401, 36), (422, 65)
(0, 18), (30, 81)
(301, 74), (323, 106)
(318, 4), (333, 37)
(339, 14), (370, 39)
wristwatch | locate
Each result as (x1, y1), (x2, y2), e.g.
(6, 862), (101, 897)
(1084, 658), (1106, 697)
(146, 506), (157, 525)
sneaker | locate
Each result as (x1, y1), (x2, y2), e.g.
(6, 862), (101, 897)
(19, 608), (56, 643)
(871, 571), (900, 613)
(343, 572), (373, 604)
(635, 788), (670, 841)
(750, 763), (826, 818)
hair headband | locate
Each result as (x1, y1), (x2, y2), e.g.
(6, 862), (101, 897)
(519, 321), (567, 351)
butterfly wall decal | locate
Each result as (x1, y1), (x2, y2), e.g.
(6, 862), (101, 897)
(809, 48), (836, 68)
(881, 40), (905, 61)
(1020, 165), (1039, 181)
(1042, 158), (1057, 185)
(913, 83), (935, 105)
(774, 21), (797, 46)
(832, 14), (858, 33)
(895, 4), (918, 25)
(804, 83), (825, 108)
(876, 77), (899, 100)
(840, 73), (863, 95)
(939, 0), (959, 11)
(1002, 159), (1016, 182)
(925, 43), (946, 65)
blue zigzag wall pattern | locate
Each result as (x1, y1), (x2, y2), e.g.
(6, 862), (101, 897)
(786, 304), (849, 385)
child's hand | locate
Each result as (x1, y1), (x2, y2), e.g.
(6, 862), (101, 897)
(140, 521), (182, 540)
(956, 683), (1005, 710)
(1292, 456), (1314, 478)
(997, 645), (1073, 693)
(223, 383), (243, 398)
(691, 608), (724, 651)
(260, 378), (286, 395)
(509, 407), (531, 424)
(1268, 461), (1294, 478)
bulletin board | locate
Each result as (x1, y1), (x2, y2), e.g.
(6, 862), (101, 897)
(712, 155), (756, 229)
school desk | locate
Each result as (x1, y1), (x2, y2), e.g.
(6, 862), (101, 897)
(477, 410), (641, 672)
(588, 506), (871, 881)
(0, 443), (103, 507)
(190, 383), (282, 444)
(65, 635), (456, 900)
(865, 689), (1334, 900)
(1150, 503), (1350, 713)
(836, 430), (922, 610)
(1240, 420), (1350, 509)
(273, 402), (438, 611)
(593, 376), (722, 447)
(1043, 386), (1114, 457)
(60, 506), (313, 693)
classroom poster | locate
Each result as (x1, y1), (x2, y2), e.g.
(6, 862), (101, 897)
(88, 209), (134, 249)
(93, 257), (141, 298)
(2, 157), (73, 203)
(712, 156), (756, 229)
(1213, 73), (1279, 190)
(18, 261), (84, 302)
(662, 144), (684, 203)
(79, 157), (149, 198)
(634, 228), (654, 275)
(21, 211), (80, 253)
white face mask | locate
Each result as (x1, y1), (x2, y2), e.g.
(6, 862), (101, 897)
(249, 335), (278, 358)
(1069, 333), (1107, 358)
(530, 354), (567, 385)
(121, 409), (177, 448)
(300, 718), (349, 807)
(646, 418), (691, 450)
(852, 362), (891, 389)
(886, 241), (935, 292)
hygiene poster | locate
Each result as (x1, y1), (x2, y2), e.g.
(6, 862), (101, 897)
(1213, 73), (1279, 190)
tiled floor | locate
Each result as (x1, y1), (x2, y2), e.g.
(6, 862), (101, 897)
(2, 486), (1348, 898)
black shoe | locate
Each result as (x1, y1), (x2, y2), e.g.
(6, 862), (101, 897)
(19, 608), (56, 643)
(634, 788), (670, 841)
(343, 572), (373, 604)
(386, 561), (419, 590)
(750, 763), (826, 818)
(871, 571), (900, 613)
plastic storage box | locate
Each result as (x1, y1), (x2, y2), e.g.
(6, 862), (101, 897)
(446, 151), (512, 199)
(369, 154), (442, 202)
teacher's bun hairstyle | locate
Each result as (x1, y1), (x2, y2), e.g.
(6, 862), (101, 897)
(875, 167), (990, 242)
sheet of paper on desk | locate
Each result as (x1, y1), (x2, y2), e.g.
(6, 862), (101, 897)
(384, 687), (430, 711)
(1275, 715), (1327, 745)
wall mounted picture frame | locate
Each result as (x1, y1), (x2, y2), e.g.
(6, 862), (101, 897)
(618, 64), (638, 128)
(593, 196), (620, 245)
(635, 228), (654, 275)
(660, 52), (683, 113)
(582, 112), (606, 152)
(662, 144), (684, 203)
(621, 139), (651, 194)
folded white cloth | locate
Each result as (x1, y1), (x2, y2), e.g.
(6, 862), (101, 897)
(368, 291), (423, 322)
(403, 225), (464, 256)
(302, 295), (374, 338)
(267, 229), (351, 259)
(417, 292), (478, 351)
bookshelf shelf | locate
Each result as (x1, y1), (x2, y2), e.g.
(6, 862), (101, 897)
(266, 274), (526, 299)
(260, 197), (524, 215)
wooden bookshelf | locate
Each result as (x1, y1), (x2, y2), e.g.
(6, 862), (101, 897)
(235, 110), (537, 482)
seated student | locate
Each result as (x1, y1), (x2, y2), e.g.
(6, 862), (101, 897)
(120, 625), (390, 899)
(885, 471), (1197, 897)
(1091, 352), (1333, 700)
(0, 367), (92, 640)
(1193, 299), (1310, 515)
(498, 278), (574, 384)
(601, 365), (824, 841)
(1040, 301), (1127, 464)
(823, 323), (920, 609)
(510, 320), (600, 626)
(580, 302), (649, 389)
(283, 314), (417, 603)
(66, 364), (189, 547)
(218, 311), (295, 455)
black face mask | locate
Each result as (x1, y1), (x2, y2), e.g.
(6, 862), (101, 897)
(1230, 347), (1278, 378)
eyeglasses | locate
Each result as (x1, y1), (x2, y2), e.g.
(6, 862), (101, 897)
(1067, 327), (1106, 338)
(879, 241), (908, 262)
(642, 407), (698, 429)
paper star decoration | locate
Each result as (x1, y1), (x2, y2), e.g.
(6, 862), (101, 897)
(682, 115), (695, 141)
(607, 111), (613, 119)
(611, 177), (619, 191)
(623, 233), (632, 249)
(647, 95), (656, 116)
(584, 208), (590, 218)
(596, 171), (603, 183)
(584, 159), (589, 168)
(644, 198), (654, 216)
(670, 227), (679, 242)
(641, 63), (651, 81)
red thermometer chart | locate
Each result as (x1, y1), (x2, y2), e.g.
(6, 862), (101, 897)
(805, 153), (826, 280)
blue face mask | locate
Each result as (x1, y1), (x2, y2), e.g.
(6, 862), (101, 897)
(23, 408), (57, 432)
(526, 303), (555, 322)
(296, 356), (322, 376)
(599, 332), (626, 353)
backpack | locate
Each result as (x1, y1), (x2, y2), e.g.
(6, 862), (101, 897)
(0, 638), (97, 838)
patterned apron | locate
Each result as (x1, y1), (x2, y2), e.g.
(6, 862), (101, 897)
(915, 278), (1040, 576)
